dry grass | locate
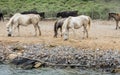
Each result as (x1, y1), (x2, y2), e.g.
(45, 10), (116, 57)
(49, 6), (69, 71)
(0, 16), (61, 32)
(0, 20), (120, 50)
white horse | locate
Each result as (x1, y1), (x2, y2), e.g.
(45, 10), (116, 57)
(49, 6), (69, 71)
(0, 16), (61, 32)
(62, 15), (91, 40)
(6, 13), (42, 36)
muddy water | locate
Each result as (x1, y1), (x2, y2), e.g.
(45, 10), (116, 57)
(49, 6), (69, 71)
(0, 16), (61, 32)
(0, 64), (119, 75)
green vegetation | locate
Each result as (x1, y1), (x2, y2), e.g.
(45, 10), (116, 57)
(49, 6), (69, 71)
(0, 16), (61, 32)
(0, 0), (120, 19)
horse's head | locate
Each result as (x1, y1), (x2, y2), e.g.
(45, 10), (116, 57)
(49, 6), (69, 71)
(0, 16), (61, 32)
(108, 13), (117, 20)
(8, 33), (12, 36)
(62, 17), (71, 41)
(6, 23), (12, 37)
(7, 27), (12, 37)
(62, 27), (69, 41)
(63, 32), (69, 41)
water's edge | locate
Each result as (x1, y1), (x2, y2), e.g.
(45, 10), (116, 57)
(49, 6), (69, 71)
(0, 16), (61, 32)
(0, 43), (120, 74)
(0, 64), (118, 75)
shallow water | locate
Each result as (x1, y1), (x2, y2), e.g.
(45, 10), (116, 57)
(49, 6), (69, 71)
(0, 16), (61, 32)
(0, 64), (119, 75)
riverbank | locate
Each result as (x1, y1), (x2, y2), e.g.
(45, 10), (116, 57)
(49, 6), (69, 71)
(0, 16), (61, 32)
(0, 42), (120, 73)
(0, 20), (120, 73)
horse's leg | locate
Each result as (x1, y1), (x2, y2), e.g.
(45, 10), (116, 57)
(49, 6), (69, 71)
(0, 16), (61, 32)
(82, 30), (85, 39)
(55, 27), (60, 38)
(118, 21), (120, 29)
(116, 21), (119, 30)
(36, 25), (41, 36)
(84, 25), (89, 38)
(54, 27), (58, 38)
(17, 25), (20, 36)
(83, 26), (86, 39)
(60, 27), (62, 37)
(85, 28), (88, 38)
(54, 22), (59, 38)
(2, 16), (4, 22)
(71, 28), (76, 39)
(34, 25), (37, 36)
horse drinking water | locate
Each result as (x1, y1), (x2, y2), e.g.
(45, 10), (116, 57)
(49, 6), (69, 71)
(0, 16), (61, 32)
(108, 13), (120, 30)
(62, 15), (91, 40)
(6, 13), (42, 36)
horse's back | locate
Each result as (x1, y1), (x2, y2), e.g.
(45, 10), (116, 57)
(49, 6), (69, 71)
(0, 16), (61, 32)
(13, 13), (41, 20)
(13, 13), (21, 17)
(28, 14), (41, 23)
(78, 15), (90, 20)
(57, 18), (66, 26)
(20, 14), (41, 25)
(69, 15), (88, 24)
(65, 15), (91, 29)
(9, 13), (41, 25)
(78, 15), (91, 24)
(55, 18), (66, 31)
(10, 13), (22, 21)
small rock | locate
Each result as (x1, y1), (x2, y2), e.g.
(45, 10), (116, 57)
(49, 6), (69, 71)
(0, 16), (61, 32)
(111, 68), (120, 73)
(34, 62), (42, 68)
(7, 54), (17, 60)
(17, 52), (23, 56)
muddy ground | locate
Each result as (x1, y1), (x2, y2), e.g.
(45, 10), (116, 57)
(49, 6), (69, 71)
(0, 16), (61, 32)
(0, 19), (120, 50)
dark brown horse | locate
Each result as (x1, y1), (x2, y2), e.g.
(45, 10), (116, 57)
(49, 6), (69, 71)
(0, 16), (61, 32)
(54, 18), (66, 38)
(108, 13), (120, 29)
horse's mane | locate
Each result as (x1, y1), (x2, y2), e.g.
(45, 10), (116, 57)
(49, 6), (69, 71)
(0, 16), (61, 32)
(108, 12), (120, 19)
(109, 13), (118, 15)
(87, 16), (91, 31)
(6, 13), (21, 27)
(62, 17), (71, 32)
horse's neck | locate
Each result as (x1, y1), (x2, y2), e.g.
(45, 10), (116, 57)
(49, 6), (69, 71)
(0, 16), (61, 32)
(62, 18), (70, 32)
(7, 17), (14, 27)
(110, 15), (119, 20)
(62, 23), (68, 31)
(116, 14), (120, 21)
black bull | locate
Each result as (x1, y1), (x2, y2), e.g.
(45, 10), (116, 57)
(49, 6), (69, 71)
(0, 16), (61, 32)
(56, 11), (78, 18)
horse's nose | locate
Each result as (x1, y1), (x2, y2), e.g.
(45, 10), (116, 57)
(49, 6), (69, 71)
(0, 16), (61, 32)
(64, 39), (68, 41)
(8, 34), (12, 37)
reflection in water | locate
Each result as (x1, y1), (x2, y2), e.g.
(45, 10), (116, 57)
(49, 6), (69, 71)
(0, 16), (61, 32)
(0, 64), (119, 75)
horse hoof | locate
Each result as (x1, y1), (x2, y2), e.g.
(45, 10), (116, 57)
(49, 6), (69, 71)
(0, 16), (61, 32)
(8, 34), (12, 37)
(82, 37), (85, 39)
(54, 36), (57, 38)
(64, 39), (68, 41)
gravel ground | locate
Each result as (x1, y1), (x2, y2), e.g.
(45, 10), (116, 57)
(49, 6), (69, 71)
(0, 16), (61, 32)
(0, 42), (120, 73)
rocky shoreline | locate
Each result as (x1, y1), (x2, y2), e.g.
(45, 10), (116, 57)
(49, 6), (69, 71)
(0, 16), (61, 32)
(0, 42), (120, 73)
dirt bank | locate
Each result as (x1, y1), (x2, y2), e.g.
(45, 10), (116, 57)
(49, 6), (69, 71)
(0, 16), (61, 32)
(0, 20), (120, 50)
